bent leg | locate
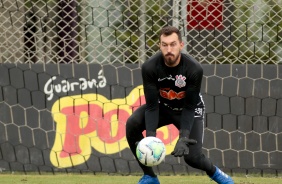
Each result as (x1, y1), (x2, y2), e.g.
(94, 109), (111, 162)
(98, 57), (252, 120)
(125, 105), (157, 177)
(126, 105), (146, 154)
(183, 116), (234, 184)
(183, 116), (215, 175)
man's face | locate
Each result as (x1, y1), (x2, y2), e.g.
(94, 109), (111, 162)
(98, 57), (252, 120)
(159, 33), (184, 67)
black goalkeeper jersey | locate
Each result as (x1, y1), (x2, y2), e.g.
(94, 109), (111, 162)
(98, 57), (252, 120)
(141, 52), (204, 135)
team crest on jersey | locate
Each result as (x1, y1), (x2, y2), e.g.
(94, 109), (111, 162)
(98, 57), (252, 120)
(175, 75), (186, 88)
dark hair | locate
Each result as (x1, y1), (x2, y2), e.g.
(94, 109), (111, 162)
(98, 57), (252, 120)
(159, 26), (182, 42)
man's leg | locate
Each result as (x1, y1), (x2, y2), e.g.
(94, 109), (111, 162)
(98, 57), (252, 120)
(182, 115), (234, 184)
(126, 105), (159, 184)
(180, 115), (215, 174)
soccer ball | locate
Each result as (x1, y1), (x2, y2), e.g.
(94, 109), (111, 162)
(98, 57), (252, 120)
(136, 137), (166, 167)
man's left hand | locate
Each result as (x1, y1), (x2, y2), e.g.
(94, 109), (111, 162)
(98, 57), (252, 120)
(171, 137), (197, 157)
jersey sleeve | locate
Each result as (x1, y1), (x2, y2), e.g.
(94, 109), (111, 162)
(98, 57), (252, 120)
(180, 65), (203, 137)
(141, 62), (159, 136)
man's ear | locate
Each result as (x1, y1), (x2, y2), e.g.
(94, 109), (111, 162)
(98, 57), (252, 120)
(180, 41), (184, 49)
(159, 42), (161, 50)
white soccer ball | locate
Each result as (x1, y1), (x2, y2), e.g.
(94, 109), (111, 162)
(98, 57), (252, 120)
(136, 137), (166, 167)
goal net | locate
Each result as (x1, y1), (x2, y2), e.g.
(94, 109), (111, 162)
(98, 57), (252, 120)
(0, 0), (281, 176)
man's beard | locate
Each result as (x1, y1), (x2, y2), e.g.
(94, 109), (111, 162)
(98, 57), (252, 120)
(164, 53), (180, 66)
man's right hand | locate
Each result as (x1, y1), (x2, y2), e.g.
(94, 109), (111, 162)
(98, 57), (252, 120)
(135, 131), (156, 147)
(146, 130), (156, 137)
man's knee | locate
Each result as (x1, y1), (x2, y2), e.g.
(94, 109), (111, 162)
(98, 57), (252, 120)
(184, 154), (204, 167)
(126, 115), (144, 136)
(126, 116), (134, 134)
(126, 115), (137, 131)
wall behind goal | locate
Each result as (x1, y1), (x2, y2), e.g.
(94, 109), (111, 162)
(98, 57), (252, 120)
(1, 0), (282, 176)
(0, 63), (281, 176)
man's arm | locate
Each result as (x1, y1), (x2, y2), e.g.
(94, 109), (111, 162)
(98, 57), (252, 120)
(141, 63), (159, 137)
(180, 90), (200, 137)
(171, 67), (203, 157)
(180, 67), (203, 137)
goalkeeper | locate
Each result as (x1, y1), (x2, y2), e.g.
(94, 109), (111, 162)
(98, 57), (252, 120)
(126, 26), (234, 184)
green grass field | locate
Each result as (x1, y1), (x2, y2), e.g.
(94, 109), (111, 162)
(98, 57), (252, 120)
(0, 174), (281, 184)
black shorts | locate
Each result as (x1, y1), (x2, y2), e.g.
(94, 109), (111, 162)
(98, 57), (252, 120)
(128, 103), (205, 149)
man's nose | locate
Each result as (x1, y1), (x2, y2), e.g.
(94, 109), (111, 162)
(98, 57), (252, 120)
(167, 45), (172, 52)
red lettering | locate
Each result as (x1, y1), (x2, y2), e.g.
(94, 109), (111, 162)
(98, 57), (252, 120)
(156, 124), (179, 145)
(160, 90), (186, 100)
(59, 95), (144, 158)
(177, 91), (186, 99)
(96, 108), (128, 143)
(51, 86), (180, 168)
(160, 90), (169, 99)
(168, 90), (177, 100)
(59, 104), (99, 157)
